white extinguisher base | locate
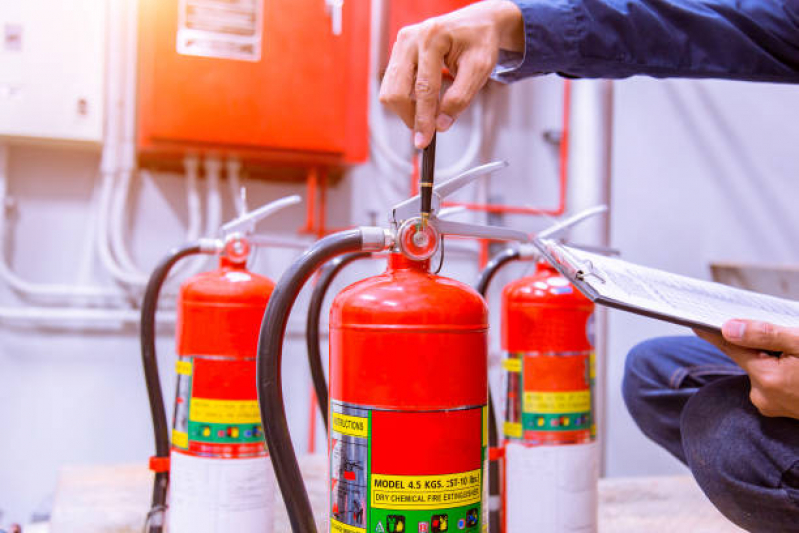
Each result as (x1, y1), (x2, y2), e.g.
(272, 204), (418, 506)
(505, 441), (599, 533)
(168, 452), (275, 533)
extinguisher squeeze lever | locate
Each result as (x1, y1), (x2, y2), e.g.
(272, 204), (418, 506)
(392, 161), (529, 261)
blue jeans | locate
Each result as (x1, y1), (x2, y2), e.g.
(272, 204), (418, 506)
(623, 336), (799, 532)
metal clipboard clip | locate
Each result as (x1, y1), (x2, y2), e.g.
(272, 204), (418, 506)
(575, 259), (606, 284)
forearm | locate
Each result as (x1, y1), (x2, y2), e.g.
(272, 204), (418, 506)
(497, 0), (799, 83)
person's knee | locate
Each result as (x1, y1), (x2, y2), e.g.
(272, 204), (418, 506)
(681, 376), (777, 530)
(622, 337), (675, 417)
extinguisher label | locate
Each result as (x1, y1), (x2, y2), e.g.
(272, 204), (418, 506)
(331, 412), (369, 439)
(172, 354), (267, 459)
(503, 351), (594, 443)
(330, 401), (486, 533)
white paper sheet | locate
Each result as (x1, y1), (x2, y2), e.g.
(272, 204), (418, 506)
(537, 239), (799, 331)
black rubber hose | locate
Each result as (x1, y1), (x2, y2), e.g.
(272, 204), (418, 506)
(475, 247), (521, 533)
(257, 229), (364, 533)
(140, 243), (205, 533)
(306, 252), (371, 433)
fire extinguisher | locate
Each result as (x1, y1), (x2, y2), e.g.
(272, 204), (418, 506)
(139, 195), (301, 533)
(475, 207), (608, 533)
(257, 160), (529, 533)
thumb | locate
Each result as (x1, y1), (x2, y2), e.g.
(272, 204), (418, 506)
(722, 319), (799, 353)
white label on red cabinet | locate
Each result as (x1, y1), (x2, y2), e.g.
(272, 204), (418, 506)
(177, 0), (262, 62)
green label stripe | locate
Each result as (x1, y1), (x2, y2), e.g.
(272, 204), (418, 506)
(187, 420), (264, 444)
(522, 412), (591, 432)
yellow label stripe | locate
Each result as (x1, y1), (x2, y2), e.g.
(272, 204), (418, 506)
(171, 430), (188, 449)
(331, 520), (366, 533)
(502, 358), (522, 372)
(189, 398), (261, 424)
(175, 360), (192, 376)
(371, 469), (481, 510)
(331, 412), (368, 438)
(523, 391), (591, 414)
(503, 422), (522, 439)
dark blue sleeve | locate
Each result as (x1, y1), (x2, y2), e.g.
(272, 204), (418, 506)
(494, 0), (799, 82)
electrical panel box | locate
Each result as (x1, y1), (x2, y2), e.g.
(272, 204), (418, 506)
(0, 0), (106, 145)
(137, 0), (371, 168)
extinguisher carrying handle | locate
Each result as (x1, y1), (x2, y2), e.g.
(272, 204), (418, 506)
(257, 227), (391, 533)
(306, 252), (372, 434)
(140, 240), (219, 533)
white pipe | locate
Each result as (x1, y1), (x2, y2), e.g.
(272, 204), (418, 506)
(0, 145), (126, 300)
(97, 169), (149, 286)
(95, 0), (148, 287)
(566, 80), (614, 476)
(107, 0), (143, 277)
(204, 157), (223, 238)
(184, 156), (202, 241)
(110, 169), (143, 275)
(437, 93), (484, 179)
(368, 78), (484, 180)
(0, 306), (172, 324)
(227, 158), (247, 216)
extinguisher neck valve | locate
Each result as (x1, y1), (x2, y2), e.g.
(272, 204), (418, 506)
(360, 226), (394, 251)
(518, 243), (539, 259)
(198, 238), (224, 254)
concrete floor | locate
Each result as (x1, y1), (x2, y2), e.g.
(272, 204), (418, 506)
(45, 456), (743, 533)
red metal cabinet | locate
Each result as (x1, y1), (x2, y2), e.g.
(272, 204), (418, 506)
(138, 0), (370, 168)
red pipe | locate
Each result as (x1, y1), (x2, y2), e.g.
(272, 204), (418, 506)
(302, 167), (318, 233)
(318, 169), (328, 238)
(307, 389), (317, 454)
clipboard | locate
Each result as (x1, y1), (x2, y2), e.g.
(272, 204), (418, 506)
(532, 237), (799, 334)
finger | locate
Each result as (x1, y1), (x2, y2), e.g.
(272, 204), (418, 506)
(722, 319), (799, 353)
(437, 51), (494, 132)
(695, 328), (757, 368)
(696, 328), (779, 377)
(413, 29), (449, 148)
(380, 27), (418, 129)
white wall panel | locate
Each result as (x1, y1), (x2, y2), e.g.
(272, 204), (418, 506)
(0, 0), (105, 144)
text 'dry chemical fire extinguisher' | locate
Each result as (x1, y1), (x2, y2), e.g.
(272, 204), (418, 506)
(257, 159), (529, 533)
(140, 195), (301, 533)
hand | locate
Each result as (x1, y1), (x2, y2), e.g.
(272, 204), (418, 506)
(379, 0), (525, 149)
(695, 319), (799, 419)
